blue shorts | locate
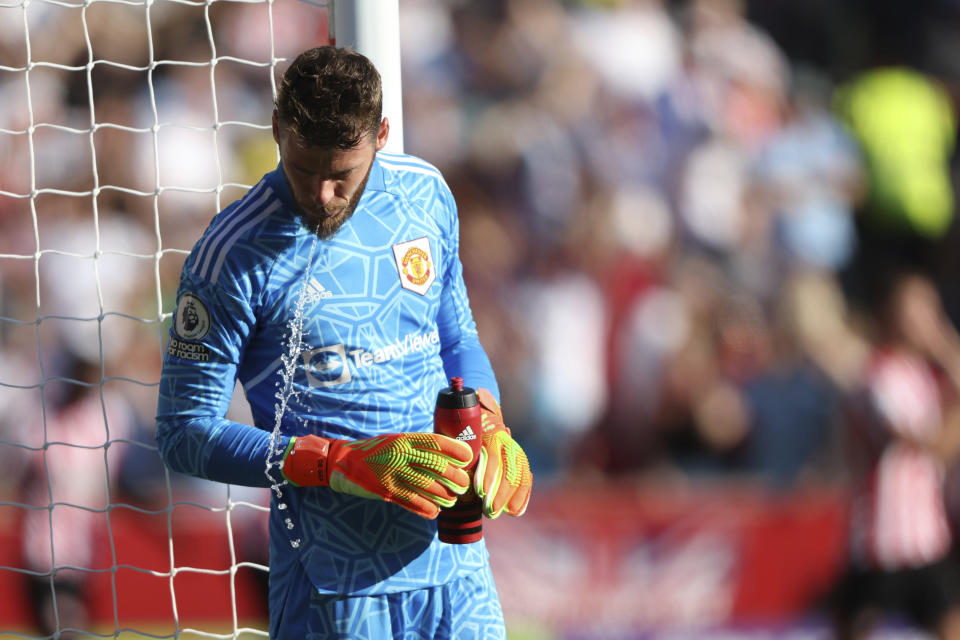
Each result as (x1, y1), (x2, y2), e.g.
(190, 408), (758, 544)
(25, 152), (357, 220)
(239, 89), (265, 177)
(270, 565), (506, 640)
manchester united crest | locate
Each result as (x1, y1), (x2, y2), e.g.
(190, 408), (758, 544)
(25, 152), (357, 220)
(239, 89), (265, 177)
(392, 236), (436, 295)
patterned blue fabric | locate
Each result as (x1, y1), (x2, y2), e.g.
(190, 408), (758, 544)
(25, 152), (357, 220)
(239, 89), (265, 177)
(271, 564), (506, 640)
(155, 152), (502, 634)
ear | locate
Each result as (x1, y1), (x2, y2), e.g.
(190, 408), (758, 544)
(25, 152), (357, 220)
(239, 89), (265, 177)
(272, 110), (281, 145)
(375, 117), (390, 152)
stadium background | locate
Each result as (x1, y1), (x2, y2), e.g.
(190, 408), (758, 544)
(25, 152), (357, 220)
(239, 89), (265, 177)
(3, 0), (960, 637)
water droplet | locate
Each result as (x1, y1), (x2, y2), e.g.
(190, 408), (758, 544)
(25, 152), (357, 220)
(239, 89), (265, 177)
(262, 234), (320, 547)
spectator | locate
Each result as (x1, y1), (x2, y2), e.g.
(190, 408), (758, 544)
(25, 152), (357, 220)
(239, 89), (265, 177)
(752, 65), (864, 276)
(834, 66), (957, 311)
(831, 272), (960, 639)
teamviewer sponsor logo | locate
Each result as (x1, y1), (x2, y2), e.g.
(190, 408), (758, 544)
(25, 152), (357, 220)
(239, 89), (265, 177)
(302, 329), (440, 388)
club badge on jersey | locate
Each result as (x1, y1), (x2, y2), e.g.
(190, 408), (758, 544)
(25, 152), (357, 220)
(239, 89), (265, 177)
(392, 237), (436, 295)
(168, 292), (212, 362)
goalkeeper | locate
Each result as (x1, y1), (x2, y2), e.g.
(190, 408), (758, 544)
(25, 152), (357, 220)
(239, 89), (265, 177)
(155, 46), (532, 639)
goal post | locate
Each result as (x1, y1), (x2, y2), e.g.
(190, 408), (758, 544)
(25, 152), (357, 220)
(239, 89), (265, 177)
(330, 0), (405, 153)
(0, 0), (405, 638)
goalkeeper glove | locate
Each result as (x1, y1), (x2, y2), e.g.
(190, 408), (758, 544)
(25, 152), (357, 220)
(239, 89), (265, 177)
(280, 432), (474, 520)
(474, 389), (533, 518)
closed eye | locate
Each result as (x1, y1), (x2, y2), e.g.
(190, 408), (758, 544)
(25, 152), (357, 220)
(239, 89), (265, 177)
(292, 165), (354, 180)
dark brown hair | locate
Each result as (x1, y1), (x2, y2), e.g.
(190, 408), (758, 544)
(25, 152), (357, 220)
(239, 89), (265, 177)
(275, 46), (383, 149)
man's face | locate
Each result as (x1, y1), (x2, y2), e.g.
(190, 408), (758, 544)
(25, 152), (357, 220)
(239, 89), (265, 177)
(273, 113), (389, 238)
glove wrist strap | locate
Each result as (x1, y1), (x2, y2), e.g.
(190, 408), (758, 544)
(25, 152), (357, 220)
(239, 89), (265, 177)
(281, 435), (333, 487)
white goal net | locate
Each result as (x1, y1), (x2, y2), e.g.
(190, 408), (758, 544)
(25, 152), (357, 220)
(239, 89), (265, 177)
(0, 0), (340, 637)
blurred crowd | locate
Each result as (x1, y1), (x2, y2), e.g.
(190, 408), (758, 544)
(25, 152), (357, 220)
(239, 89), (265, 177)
(397, 0), (960, 496)
(6, 0), (960, 634)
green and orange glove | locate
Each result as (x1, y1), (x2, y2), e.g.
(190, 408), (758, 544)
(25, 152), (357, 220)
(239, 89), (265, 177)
(474, 389), (533, 518)
(280, 432), (474, 520)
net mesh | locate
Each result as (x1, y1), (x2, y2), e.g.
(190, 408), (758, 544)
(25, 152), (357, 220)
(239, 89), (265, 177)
(0, 0), (329, 637)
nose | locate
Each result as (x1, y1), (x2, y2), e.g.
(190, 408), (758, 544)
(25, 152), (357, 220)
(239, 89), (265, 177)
(316, 180), (336, 207)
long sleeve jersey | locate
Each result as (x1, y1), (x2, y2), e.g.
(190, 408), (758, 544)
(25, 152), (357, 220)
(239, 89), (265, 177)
(155, 152), (499, 601)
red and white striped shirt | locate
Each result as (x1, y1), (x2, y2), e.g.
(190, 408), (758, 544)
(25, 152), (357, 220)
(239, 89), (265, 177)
(855, 350), (952, 570)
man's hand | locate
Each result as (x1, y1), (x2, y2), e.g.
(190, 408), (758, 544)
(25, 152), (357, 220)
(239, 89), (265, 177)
(281, 432), (474, 519)
(474, 389), (533, 518)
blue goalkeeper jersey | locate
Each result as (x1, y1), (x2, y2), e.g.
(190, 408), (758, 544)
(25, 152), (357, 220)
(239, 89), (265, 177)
(155, 152), (499, 600)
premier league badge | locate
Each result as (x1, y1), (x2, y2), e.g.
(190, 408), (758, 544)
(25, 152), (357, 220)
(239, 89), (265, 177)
(174, 293), (211, 341)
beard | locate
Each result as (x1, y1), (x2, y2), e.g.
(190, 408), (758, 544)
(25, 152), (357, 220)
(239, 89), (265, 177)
(289, 163), (372, 240)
